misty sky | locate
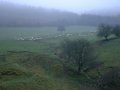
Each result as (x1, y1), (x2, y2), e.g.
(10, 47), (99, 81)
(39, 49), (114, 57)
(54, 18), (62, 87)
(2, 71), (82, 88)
(1, 0), (120, 13)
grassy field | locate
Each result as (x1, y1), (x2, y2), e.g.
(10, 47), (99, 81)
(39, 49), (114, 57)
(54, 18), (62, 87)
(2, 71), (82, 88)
(0, 26), (120, 90)
(0, 26), (97, 53)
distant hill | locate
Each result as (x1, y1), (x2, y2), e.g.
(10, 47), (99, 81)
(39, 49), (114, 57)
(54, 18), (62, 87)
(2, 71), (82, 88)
(88, 7), (120, 16)
(0, 2), (80, 27)
(0, 2), (120, 27)
(78, 14), (120, 26)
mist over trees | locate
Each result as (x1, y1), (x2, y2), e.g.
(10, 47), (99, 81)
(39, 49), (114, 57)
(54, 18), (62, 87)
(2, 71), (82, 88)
(78, 14), (120, 26)
(0, 2), (120, 27)
(97, 24), (112, 40)
(113, 25), (120, 37)
(57, 25), (66, 32)
(0, 2), (79, 27)
(97, 24), (120, 40)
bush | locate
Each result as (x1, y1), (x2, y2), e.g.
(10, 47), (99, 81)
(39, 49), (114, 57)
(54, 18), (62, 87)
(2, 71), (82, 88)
(98, 68), (120, 90)
(59, 39), (97, 75)
(112, 25), (120, 37)
(97, 24), (112, 40)
(57, 25), (65, 32)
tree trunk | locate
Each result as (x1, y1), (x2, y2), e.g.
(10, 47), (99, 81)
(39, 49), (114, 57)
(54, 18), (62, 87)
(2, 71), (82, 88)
(77, 47), (85, 75)
(78, 64), (81, 75)
(77, 60), (83, 75)
(105, 36), (108, 41)
(97, 68), (102, 78)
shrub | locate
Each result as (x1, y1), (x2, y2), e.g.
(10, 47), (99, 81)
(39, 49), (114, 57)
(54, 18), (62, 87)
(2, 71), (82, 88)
(59, 39), (97, 75)
(97, 24), (112, 40)
(112, 25), (120, 37)
(98, 67), (120, 90)
(57, 25), (65, 32)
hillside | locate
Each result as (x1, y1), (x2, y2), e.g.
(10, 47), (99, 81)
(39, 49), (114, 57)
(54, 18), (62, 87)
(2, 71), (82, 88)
(78, 14), (120, 26)
(0, 26), (120, 90)
(0, 2), (79, 27)
(0, 26), (98, 90)
(0, 2), (120, 27)
(0, 38), (120, 90)
(0, 52), (98, 90)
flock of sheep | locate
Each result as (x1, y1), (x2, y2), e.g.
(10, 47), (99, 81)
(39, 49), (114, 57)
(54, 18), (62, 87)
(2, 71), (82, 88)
(16, 33), (74, 41)
(16, 32), (94, 41)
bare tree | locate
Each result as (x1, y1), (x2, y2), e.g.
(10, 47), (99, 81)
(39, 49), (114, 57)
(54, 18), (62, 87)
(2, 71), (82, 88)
(113, 25), (120, 37)
(59, 39), (97, 75)
(57, 25), (65, 32)
(97, 24), (112, 40)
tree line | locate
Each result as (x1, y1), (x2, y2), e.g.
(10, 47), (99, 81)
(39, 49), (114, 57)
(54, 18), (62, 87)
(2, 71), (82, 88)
(0, 2), (120, 27)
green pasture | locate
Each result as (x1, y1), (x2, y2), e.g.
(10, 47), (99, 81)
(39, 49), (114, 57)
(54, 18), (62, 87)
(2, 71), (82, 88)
(0, 26), (119, 90)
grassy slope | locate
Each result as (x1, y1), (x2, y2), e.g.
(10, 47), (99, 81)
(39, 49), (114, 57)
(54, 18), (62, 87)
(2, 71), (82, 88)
(0, 26), (96, 40)
(0, 26), (97, 53)
(0, 52), (97, 90)
(0, 26), (120, 90)
(96, 38), (120, 67)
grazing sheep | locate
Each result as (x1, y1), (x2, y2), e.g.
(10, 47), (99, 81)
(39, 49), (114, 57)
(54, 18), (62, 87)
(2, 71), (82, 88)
(66, 33), (72, 37)
(17, 37), (24, 41)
